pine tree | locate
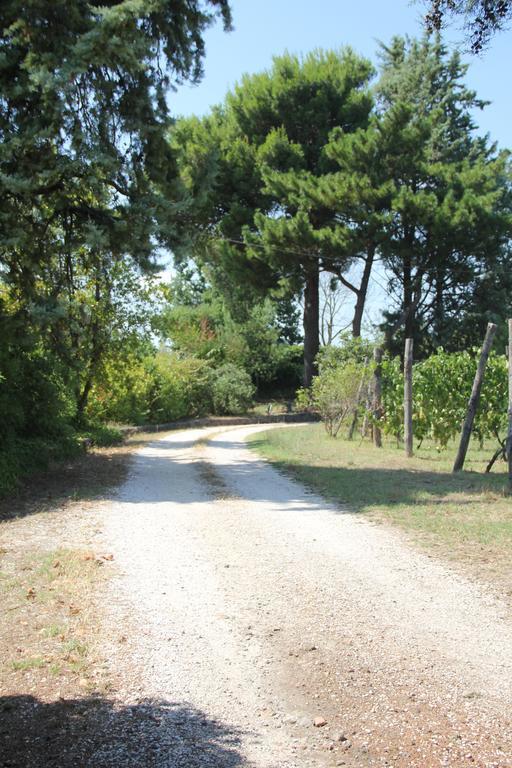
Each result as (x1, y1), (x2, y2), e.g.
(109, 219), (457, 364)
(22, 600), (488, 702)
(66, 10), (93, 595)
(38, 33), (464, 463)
(374, 35), (511, 354)
(174, 49), (374, 385)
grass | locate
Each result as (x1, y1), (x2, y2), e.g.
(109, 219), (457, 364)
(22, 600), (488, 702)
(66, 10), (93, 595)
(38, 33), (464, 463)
(248, 399), (291, 416)
(11, 656), (46, 672)
(249, 424), (512, 581)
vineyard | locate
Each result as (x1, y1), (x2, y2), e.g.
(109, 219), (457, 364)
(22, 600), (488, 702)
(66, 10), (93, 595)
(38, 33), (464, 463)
(299, 335), (512, 481)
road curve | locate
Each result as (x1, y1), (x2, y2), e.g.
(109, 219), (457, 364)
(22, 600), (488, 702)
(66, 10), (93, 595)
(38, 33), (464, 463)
(99, 424), (512, 768)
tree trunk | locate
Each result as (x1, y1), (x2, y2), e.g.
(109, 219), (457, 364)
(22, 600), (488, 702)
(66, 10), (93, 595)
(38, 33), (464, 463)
(453, 322), (497, 472)
(303, 265), (320, 388)
(403, 250), (414, 340)
(433, 263), (445, 347)
(76, 266), (103, 423)
(352, 243), (375, 338)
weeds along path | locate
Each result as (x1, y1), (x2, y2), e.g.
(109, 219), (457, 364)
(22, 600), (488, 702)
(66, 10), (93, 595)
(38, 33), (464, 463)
(99, 425), (512, 768)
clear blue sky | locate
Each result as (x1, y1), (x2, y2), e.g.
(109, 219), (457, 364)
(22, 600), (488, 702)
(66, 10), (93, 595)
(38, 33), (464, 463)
(171, 0), (511, 150)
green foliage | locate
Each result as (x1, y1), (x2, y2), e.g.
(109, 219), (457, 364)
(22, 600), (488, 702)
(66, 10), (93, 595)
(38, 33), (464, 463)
(380, 357), (404, 440)
(260, 345), (303, 397)
(211, 363), (255, 415)
(317, 335), (375, 371)
(173, 48), (375, 384)
(79, 424), (124, 448)
(157, 275), (303, 395)
(373, 35), (512, 351)
(0, 0), (232, 492)
(87, 350), (154, 426)
(379, 349), (509, 447)
(0, 436), (82, 498)
(305, 340), (508, 450)
(148, 354), (213, 423)
(424, 0), (512, 52)
(308, 360), (369, 437)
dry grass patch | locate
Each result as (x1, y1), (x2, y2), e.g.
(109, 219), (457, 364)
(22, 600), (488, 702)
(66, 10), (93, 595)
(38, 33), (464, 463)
(0, 547), (115, 699)
(0, 431), (161, 701)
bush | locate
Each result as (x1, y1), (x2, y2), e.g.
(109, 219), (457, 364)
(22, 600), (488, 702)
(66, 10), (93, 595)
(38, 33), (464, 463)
(258, 345), (303, 396)
(0, 436), (82, 498)
(211, 363), (255, 415)
(79, 424), (124, 447)
(148, 354), (212, 422)
(87, 352), (155, 425)
(308, 360), (369, 437)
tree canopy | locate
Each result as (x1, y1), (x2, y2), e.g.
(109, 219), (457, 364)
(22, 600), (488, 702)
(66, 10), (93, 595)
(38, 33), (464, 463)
(173, 48), (375, 385)
(424, 0), (512, 51)
(374, 35), (512, 353)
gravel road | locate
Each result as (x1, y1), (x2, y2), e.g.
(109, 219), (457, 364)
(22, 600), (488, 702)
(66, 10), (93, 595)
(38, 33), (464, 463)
(97, 425), (512, 768)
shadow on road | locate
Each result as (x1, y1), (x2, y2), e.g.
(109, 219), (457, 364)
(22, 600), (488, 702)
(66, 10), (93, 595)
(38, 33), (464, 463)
(0, 695), (247, 768)
(1, 429), (502, 523)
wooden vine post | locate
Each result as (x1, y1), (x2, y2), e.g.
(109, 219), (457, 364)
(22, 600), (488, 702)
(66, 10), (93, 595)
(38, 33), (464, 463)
(453, 322), (497, 473)
(373, 347), (383, 448)
(404, 338), (413, 458)
(348, 356), (369, 440)
(507, 319), (512, 495)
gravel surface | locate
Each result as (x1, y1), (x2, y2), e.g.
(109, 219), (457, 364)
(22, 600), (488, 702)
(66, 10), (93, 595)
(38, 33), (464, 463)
(96, 425), (512, 768)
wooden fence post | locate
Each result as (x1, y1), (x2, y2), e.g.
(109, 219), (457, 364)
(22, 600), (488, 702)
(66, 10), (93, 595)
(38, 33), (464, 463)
(453, 322), (497, 472)
(507, 320), (512, 494)
(348, 357), (369, 440)
(404, 338), (413, 458)
(373, 347), (383, 448)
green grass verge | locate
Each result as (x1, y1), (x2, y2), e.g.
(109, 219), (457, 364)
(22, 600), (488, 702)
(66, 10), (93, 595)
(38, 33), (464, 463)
(249, 424), (512, 556)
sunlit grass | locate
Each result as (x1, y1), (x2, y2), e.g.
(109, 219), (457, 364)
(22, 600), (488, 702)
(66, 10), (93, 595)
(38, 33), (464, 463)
(249, 424), (512, 557)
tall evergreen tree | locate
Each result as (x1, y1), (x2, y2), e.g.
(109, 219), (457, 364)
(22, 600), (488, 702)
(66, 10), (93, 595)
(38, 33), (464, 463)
(173, 49), (374, 385)
(0, 1), (231, 430)
(373, 35), (511, 354)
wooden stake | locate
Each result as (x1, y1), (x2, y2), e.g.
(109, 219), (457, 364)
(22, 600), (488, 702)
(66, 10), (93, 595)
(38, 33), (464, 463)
(507, 320), (512, 494)
(373, 347), (383, 448)
(361, 382), (371, 438)
(348, 357), (369, 440)
(404, 338), (413, 458)
(453, 322), (497, 472)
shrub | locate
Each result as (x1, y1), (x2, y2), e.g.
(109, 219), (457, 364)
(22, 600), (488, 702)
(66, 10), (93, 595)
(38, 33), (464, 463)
(211, 363), (255, 415)
(87, 353), (155, 425)
(0, 436), (82, 498)
(148, 354), (212, 423)
(309, 360), (369, 437)
(79, 424), (124, 447)
(259, 345), (303, 396)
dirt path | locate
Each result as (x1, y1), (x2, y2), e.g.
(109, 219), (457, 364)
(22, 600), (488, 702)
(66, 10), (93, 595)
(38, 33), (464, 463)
(76, 424), (511, 768)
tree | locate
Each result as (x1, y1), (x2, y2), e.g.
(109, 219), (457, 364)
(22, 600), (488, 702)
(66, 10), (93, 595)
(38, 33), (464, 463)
(155, 268), (303, 393)
(423, 0), (512, 51)
(1, 1), (232, 290)
(0, 1), (232, 429)
(374, 35), (512, 355)
(313, 117), (392, 338)
(173, 49), (374, 386)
